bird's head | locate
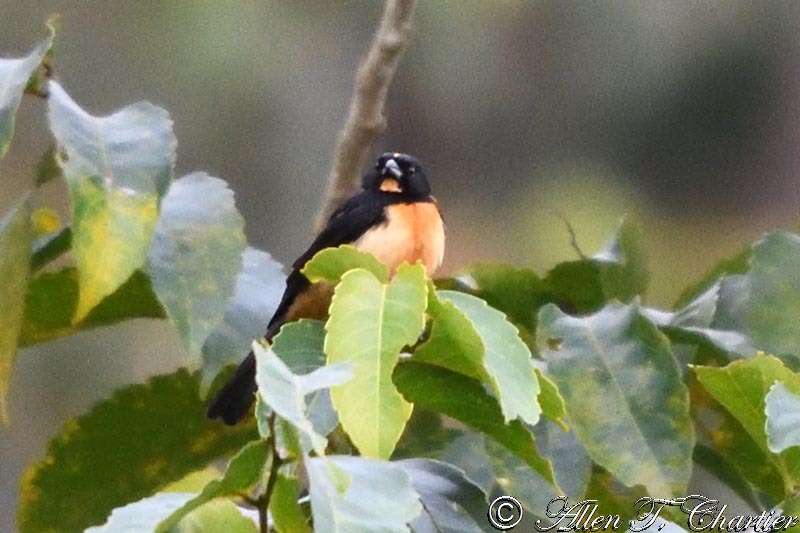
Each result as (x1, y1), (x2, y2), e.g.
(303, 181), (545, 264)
(363, 152), (430, 198)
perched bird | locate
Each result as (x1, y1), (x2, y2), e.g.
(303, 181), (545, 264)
(207, 152), (445, 424)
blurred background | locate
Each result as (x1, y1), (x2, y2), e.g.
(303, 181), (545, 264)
(2, 2), (800, 529)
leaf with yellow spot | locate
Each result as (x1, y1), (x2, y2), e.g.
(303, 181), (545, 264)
(0, 197), (32, 424)
(17, 369), (255, 533)
(147, 173), (246, 359)
(47, 81), (176, 321)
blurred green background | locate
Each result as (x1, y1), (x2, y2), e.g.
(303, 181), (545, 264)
(2, 2), (800, 529)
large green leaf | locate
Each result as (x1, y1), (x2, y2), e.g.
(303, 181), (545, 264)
(271, 471), (311, 533)
(86, 493), (258, 533)
(716, 232), (800, 357)
(301, 245), (389, 283)
(17, 369), (256, 533)
(255, 343), (352, 455)
(469, 264), (549, 330)
(394, 361), (555, 483)
(156, 440), (270, 531)
(693, 354), (800, 488)
(18, 268), (164, 347)
(0, 197), (32, 423)
(537, 302), (694, 496)
(201, 247), (284, 386)
(0, 33), (52, 157)
(306, 456), (422, 533)
(325, 264), (428, 459)
(693, 355), (800, 453)
(397, 459), (486, 533)
(148, 172), (246, 359)
(415, 290), (541, 425)
(543, 218), (647, 314)
(766, 383), (800, 454)
(690, 374), (785, 505)
(47, 81), (176, 321)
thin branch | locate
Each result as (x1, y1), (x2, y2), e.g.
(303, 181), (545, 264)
(554, 210), (586, 259)
(256, 413), (282, 533)
(315, 0), (417, 230)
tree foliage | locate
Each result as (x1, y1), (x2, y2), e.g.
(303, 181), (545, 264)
(4, 25), (800, 533)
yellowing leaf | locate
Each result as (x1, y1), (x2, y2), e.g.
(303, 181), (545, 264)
(325, 264), (428, 458)
(0, 197), (32, 424)
(47, 81), (176, 321)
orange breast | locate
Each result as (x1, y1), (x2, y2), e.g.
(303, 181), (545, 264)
(354, 201), (445, 275)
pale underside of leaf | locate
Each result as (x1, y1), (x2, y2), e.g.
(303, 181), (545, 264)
(147, 172), (246, 359)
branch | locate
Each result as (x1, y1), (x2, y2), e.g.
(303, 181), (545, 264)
(315, 0), (417, 230)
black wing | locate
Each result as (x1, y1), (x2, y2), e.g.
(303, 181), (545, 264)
(265, 190), (388, 337)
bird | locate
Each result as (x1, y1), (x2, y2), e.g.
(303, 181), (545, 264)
(207, 152), (445, 425)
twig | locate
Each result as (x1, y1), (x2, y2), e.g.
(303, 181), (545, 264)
(554, 210), (586, 259)
(315, 0), (417, 230)
(256, 413), (282, 533)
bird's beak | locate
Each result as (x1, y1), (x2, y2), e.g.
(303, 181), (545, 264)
(383, 159), (403, 179)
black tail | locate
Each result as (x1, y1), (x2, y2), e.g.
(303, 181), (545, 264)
(207, 351), (257, 425)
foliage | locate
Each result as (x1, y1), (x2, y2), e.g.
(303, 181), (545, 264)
(4, 27), (800, 533)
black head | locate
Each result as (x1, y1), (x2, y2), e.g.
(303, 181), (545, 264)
(362, 152), (431, 198)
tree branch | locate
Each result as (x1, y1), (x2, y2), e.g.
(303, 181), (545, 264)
(315, 0), (417, 230)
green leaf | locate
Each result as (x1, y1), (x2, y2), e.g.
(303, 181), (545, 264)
(86, 493), (258, 533)
(201, 247), (284, 386)
(325, 264), (428, 458)
(255, 343), (352, 455)
(35, 145), (63, 187)
(766, 382), (800, 454)
(148, 172), (246, 359)
(693, 355), (800, 453)
(156, 440), (270, 531)
(469, 264), (549, 330)
(416, 290), (541, 425)
(535, 367), (566, 427)
(18, 268), (164, 347)
(532, 419), (592, 500)
(413, 290), (485, 379)
(47, 81), (176, 321)
(544, 218), (647, 313)
(0, 197), (32, 423)
(0, 33), (53, 157)
(690, 375), (785, 504)
(693, 354), (800, 493)
(271, 319), (327, 373)
(394, 361), (556, 484)
(642, 283), (754, 357)
(306, 455), (422, 533)
(537, 302), (694, 496)
(398, 459), (486, 533)
(301, 245), (389, 284)
(719, 232), (800, 356)
(17, 369), (256, 533)
(271, 472), (311, 533)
